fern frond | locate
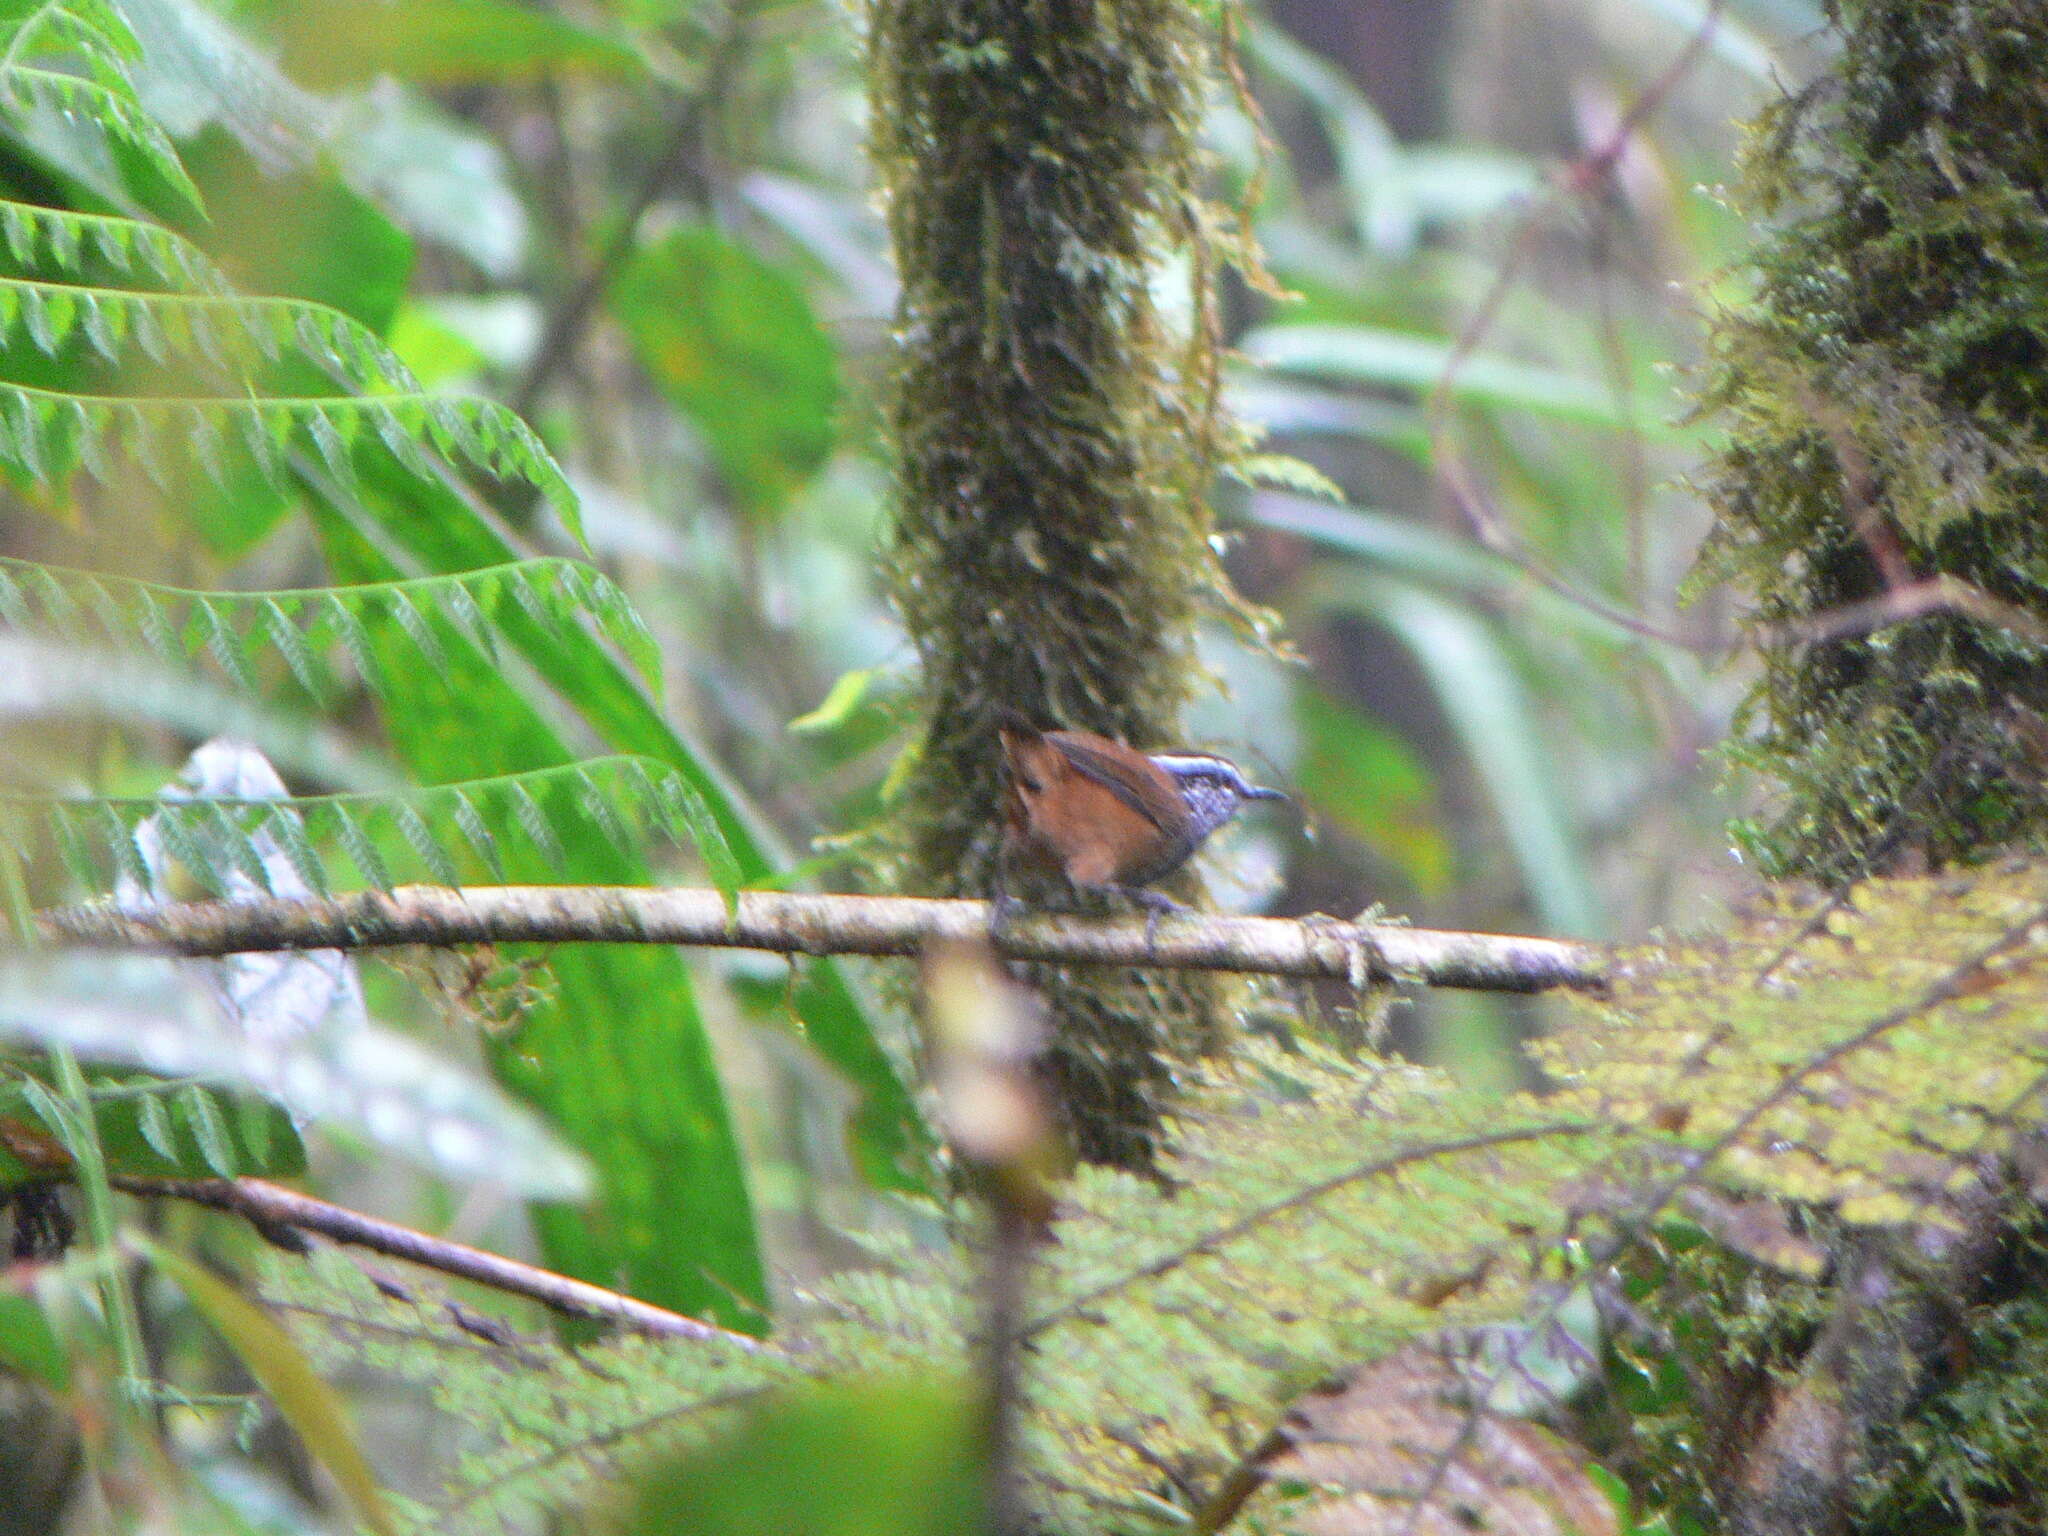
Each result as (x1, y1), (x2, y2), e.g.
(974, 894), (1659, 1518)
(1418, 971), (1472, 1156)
(998, 1052), (1602, 1529)
(5, 757), (735, 901)
(2, 0), (144, 75)
(0, 1065), (302, 1182)
(0, 194), (579, 538)
(1535, 864), (2048, 1226)
(0, 200), (227, 290)
(0, 379), (579, 539)
(279, 1047), (1607, 1533)
(0, 277), (429, 391)
(0, 4), (202, 210)
(0, 951), (587, 1198)
(0, 556), (660, 703)
(0, 257), (478, 411)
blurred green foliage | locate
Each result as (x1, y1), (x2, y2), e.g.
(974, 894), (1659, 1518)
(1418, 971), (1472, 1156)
(618, 1377), (989, 1536)
(0, 0), (1875, 1529)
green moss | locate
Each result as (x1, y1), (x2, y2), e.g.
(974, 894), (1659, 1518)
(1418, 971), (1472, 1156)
(1664, 10), (2048, 1514)
(867, 0), (1247, 1163)
(1607, 1211), (2048, 1536)
(1695, 0), (2048, 885)
(1597, 1233), (1832, 1523)
(1852, 1230), (2048, 1534)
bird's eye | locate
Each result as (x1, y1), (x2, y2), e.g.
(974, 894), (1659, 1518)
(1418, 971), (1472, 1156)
(1019, 773), (1043, 793)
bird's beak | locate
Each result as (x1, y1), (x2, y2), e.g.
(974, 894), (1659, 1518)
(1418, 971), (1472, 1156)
(1246, 784), (1289, 803)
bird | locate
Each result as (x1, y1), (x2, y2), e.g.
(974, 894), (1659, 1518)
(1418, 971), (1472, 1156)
(995, 713), (1286, 932)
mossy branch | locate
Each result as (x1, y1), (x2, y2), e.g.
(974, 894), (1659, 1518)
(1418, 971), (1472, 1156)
(36, 884), (1602, 993)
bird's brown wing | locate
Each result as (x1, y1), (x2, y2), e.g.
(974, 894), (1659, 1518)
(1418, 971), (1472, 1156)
(1045, 731), (1180, 834)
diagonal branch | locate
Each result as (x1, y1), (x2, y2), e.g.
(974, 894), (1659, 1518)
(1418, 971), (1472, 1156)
(36, 884), (1604, 994)
(1020, 1121), (1596, 1342)
(110, 1173), (767, 1349)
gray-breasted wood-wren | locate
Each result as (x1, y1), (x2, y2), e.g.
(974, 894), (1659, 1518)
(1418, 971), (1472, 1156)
(996, 715), (1287, 915)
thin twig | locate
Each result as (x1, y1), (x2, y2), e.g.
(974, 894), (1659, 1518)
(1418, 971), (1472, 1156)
(510, 5), (754, 417)
(1425, 0), (1728, 654)
(110, 1174), (764, 1348)
(1746, 573), (2048, 652)
(37, 885), (1605, 994)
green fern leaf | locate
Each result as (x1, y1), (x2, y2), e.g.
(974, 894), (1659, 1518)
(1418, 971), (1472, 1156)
(383, 587), (450, 680)
(195, 596), (255, 696)
(0, 224), (577, 534)
(503, 779), (564, 870)
(329, 805), (393, 892)
(6, 759), (742, 905)
(0, 3), (206, 217)
(197, 799), (271, 893)
(6, 389), (46, 479)
(573, 773), (633, 861)
(175, 1081), (237, 1177)
(324, 592), (383, 695)
(77, 290), (120, 358)
(151, 798), (224, 894)
(390, 803), (462, 888)
(0, 557), (660, 721)
(1536, 864), (2048, 1225)
(277, 1047), (1612, 1534)
(449, 790), (504, 882)
(1, 66), (202, 214)
(653, 771), (741, 900)
(261, 598), (325, 701)
(133, 1088), (178, 1164)
(303, 400), (360, 491)
(261, 803), (328, 898)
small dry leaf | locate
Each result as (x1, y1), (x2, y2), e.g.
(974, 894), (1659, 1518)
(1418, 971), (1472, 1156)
(0, 1117), (70, 1172)
(1680, 1188), (1828, 1280)
(1260, 1344), (1617, 1536)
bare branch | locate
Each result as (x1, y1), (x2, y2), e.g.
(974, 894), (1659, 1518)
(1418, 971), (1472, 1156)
(510, 4), (757, 418)
(1422, 0), (1728, 656)
(110, 1174), (765, 1349)
(1748, 573), (2048, 652)
(37, 885), (1604, 994)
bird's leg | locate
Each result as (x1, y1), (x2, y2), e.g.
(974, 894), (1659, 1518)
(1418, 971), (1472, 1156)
(989, 856), (1025, 940)
(989, 890), (1025, 937)
(1112, 886), (1185, 956)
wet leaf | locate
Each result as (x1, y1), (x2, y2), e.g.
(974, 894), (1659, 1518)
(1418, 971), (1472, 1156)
(1262, 1344), (1616, 1536)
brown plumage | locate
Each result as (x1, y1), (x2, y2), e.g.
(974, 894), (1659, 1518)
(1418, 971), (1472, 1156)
(997, 716), (1285, 905)
(1001, 725), (1183, 889)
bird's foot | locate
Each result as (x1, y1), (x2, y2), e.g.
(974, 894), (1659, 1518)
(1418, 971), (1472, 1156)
(988, 889), (1026, 939)
(1113, 887), (1185, 956)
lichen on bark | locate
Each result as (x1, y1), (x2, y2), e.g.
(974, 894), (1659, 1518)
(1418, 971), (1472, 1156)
(1693, 0), (2048, 886)
(866, 0), (1251, 1164)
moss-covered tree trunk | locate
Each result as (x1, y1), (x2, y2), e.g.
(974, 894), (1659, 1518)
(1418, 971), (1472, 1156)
(1700, 0), (2048, 886)
(867, 0), (1240, 1165)
(1693, 1), (2048, 1529)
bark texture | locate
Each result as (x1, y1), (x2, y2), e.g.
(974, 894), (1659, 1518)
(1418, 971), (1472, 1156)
(869, 0), (1250, 1164)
